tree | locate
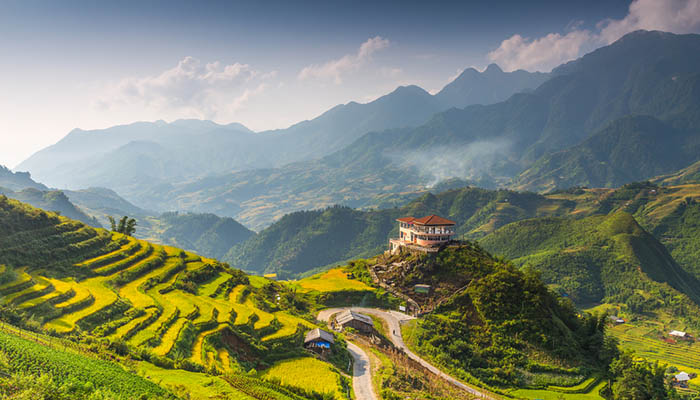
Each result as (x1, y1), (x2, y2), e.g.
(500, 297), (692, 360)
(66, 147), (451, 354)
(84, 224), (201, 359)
(609, 351), (676, 400)
(108, 215), (137, 236)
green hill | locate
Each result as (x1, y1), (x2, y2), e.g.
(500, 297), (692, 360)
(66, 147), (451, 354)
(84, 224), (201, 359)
(384, 245), (610, 388)
(652, 159), (700, 186)
(0, 187), (101, 228)
(148, 212), (255, 260)
(480, 212), (700, 321)
(0, 196), (350, 399)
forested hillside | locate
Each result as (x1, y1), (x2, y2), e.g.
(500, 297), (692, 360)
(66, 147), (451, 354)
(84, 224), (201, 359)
(480, 212), (700, 320)
(229, 187), (576, 276)
(147, 212), (255, 259)
(384, 245), (612, 388)
(513, 116), (699, 192)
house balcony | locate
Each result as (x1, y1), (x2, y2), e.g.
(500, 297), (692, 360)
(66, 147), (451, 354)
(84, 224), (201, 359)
(404, 226), (455, 235)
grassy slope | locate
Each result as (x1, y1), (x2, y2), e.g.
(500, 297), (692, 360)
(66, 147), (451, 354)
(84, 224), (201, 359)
(0, 196), (344, 399)
(480, 212), (700, 319)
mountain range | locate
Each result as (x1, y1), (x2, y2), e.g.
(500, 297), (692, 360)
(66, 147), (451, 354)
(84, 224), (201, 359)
(16, 64), (548, 201)
(41, 29), (697, 230)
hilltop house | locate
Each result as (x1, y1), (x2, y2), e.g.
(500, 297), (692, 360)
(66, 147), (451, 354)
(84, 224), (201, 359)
(389, 215), (456, 254)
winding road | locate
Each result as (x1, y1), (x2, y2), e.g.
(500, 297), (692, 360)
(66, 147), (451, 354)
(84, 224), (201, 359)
(318, 307), (497, 400)
(346, 341), (378, 400)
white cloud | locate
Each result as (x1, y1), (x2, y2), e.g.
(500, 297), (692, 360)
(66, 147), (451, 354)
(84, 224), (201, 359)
(487, 30), (593, 72)
(599, 0), (700, 43)
(98, 57), (275, 119)
(488, 0), (700, 72)
(298, 36), (390, 84)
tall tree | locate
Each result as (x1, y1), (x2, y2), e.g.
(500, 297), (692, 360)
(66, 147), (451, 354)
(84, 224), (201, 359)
(108, 215), (137, 236)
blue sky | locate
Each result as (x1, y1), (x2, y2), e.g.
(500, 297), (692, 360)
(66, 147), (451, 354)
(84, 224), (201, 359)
(2, 0), (699, 168)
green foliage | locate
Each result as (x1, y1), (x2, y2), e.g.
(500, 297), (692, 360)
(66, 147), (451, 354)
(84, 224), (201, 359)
(609, 352), (677, 400)
(108, 215), (136, 236)
(156, 211), (254, 260)
(481, 212), (700, 328)
(399, 246), (609, 387)
(0, 329), (172, 398)
(174, 261), (226, 293)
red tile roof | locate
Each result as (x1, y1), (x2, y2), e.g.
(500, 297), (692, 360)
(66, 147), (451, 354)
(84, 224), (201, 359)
(396, 217), (416, 223)
(412, 215), (456, 226)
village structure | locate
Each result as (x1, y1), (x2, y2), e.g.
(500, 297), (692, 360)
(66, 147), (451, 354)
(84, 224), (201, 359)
(389, 215), (456, 254)
(332, 310), (374, 333)
(304, 328), (335, 355)
(669, 330), (694, 340)
(672, 371), (696, 388)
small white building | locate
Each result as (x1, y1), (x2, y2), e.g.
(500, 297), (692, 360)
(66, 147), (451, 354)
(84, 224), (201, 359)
(675, 372), (690, 382)
(670, 330), (687, 338)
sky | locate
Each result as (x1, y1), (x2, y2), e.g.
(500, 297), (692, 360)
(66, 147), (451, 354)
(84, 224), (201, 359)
(1, 0), (700, 168)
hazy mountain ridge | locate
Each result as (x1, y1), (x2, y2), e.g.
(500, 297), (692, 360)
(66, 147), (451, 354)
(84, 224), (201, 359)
(0, 186), (101, 227)
(0, 165), (47, 191)
(118, 30), (700, 228)
(0, 167), (253, 260)
(513, 115), (700, 192)
(17, 66), (548, 202)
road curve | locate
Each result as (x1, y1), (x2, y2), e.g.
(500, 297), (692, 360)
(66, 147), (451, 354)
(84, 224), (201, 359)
(318, 307), (497, 400)
(346, 341), (378, 400)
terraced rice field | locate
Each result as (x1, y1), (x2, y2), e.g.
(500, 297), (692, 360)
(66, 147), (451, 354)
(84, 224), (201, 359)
(1, 231), (313, 372)
(260, 357), (346, 399)
(610, 323), (700, 389)
(1, 195), (329, 399)
(45, 275), (118, 332)
(296, 268), (373, 293)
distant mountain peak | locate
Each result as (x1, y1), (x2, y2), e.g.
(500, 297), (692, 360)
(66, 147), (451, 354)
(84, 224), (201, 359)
(389, 85), (430, 96)
(484, 63), (503, 74)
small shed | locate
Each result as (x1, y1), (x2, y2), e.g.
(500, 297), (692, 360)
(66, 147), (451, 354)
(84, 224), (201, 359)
(670, 330), (687, 338)
(608, 315), (625, 324)
(304, 328), (335, 352)
(674, 372), (691, 388)
(675, 372), (690, 382)
(334, 310), (374, 333)
(414, 284), (431, 294)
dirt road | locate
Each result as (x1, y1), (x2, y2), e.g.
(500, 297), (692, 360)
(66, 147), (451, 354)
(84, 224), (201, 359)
(318, 307), (497, 399)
